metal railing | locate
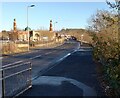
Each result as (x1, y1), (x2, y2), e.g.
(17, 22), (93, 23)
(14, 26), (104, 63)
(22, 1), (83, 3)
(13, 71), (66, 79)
(0, 61), (32, 98)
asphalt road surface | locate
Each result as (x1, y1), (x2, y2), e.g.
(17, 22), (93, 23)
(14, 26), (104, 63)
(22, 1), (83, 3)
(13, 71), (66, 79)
(2, 40), (105, 97)
(2, 40), (80, 78)
(19, 45), (105, 97)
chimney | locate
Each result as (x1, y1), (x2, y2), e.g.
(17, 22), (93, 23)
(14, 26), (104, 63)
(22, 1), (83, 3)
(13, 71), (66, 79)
(13, 18), (17, 31)
(49, 20), (53, 32)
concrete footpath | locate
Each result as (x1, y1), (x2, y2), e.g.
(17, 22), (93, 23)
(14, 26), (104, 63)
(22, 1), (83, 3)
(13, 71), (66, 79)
(19, 47), (105, 97)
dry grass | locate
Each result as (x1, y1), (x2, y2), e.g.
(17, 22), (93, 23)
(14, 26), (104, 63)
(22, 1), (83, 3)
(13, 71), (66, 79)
(2, 38), (64, 55)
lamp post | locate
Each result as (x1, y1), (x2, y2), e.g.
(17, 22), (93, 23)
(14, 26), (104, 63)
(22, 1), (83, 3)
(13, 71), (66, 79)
(27, 4), (35, 51)
(54, 21), (58, 31)
(53, 22), (58, 42)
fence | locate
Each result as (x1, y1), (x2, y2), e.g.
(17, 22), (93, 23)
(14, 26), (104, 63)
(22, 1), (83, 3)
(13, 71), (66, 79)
(0, 61), (32, 98)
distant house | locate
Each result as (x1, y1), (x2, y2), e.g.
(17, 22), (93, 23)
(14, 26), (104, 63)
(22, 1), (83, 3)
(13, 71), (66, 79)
(15, 29), (40, 42)
(9, 19), (40, 41)
(29, 30), (40, 41)
(0, 30), (9, 40)
(36, 30), (55, 41)
(17, 30), (28, 41)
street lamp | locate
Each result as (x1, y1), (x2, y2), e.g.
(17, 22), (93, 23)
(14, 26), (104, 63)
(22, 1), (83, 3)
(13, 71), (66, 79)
(27, 4), (35, 51)
(54, 21), (58, 31)
(53, 22), (58, 41)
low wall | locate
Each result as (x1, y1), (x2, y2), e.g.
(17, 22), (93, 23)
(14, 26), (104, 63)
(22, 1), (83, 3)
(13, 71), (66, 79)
(35, 38), (64, 48)
(17, 44), (28, 48)
(2, 38), (65, 54)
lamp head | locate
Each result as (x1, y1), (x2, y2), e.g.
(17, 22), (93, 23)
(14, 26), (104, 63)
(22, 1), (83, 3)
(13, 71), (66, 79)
(28, 5), (35, 7)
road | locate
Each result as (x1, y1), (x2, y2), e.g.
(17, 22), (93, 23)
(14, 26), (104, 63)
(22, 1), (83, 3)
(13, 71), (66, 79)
(2, 40), (80, 78)
(19, 44), (105, 97)
(2, 40), (105, 97)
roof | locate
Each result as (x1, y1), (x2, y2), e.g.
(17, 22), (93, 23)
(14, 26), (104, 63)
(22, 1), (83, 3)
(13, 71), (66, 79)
(25, 27), (31, 31)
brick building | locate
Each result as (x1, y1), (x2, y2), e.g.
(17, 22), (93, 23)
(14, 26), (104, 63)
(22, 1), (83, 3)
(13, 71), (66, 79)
(8, 19), (56, 41)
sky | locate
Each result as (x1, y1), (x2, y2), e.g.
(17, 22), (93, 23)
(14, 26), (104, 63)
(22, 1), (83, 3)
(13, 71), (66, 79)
(0, 2), (111, 31)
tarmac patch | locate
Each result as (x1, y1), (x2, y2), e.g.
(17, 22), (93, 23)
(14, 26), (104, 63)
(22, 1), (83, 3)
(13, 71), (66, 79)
(33, 76), (97, 96)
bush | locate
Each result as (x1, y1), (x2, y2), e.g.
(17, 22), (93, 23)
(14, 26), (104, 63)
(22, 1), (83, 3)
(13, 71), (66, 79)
(88, 2), (120, 95)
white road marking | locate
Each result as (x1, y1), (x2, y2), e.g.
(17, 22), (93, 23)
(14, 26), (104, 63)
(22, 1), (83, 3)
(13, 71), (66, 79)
(2, 42), (79, 70)
(32, 48), (79, 80)
(78, 48), (92, 51)
(2, 51), (56, 66)
(29, 55), (42, 60)
(33, 76), (97, 96)
(13, 50), (42, 57)
(30, 50), (57, 60)
(45, 51), (54, 55)
(58, 53), (71, 62)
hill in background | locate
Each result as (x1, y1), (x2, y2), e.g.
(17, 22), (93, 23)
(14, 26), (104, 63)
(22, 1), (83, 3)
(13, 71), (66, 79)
(59, 28), (93, 43)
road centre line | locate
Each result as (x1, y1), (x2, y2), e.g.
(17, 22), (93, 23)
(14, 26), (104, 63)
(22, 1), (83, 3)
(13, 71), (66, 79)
(29, 55), (42, 60)
(44, 51), (55, 55)
(2, 50), (57, 67)
(30, 50), (56, 60)
(2, 43), (79, 68)
(13, 50), (42, 57)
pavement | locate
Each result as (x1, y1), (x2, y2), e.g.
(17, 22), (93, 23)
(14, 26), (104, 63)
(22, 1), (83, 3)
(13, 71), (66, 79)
(19, 47), (105, 97)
